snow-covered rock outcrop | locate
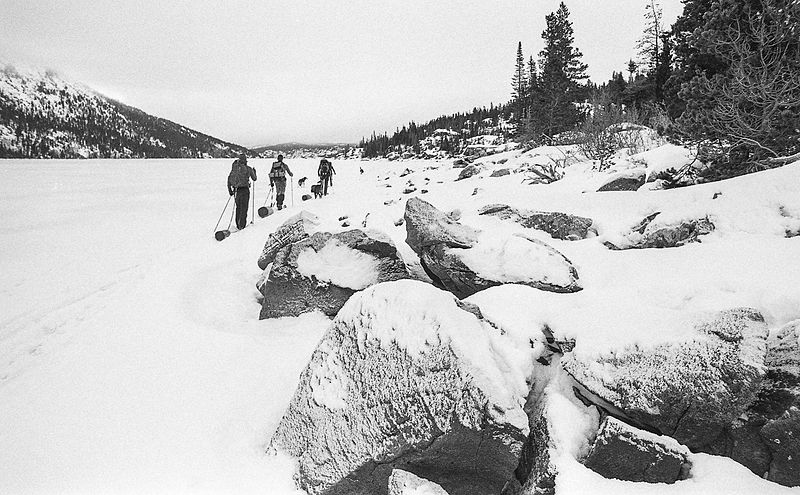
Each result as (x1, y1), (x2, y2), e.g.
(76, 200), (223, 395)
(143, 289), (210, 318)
(582, 416), (691, 483)
(404, 198), (581, 298)
(563, 308), (768, 452)
(267, 280), (529, 495)
(478, 204), (595, 241)
(604, 211), (715, 249)
(257, 211), (321, 270)
(258, 229), (408, 319)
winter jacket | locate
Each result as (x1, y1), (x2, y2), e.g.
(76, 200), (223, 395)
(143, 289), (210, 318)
(227, 159), (257, 190)
(269, 161), (293, 181)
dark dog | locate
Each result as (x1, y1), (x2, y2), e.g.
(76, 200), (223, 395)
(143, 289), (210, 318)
(311, 183), (323, 198)
(298, 177), (307, 188)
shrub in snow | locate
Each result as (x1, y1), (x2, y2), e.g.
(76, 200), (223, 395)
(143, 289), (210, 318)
(562, 308), (768, 453)
(267, 280), (528, 495)
(582, 416), (691, 484)
(257, 211), (320, 270)
(404, 198), (581, 299)
(603, 211), (715, 250)
(258, 229), (408, 319)
(387, 470), (449, 495)
(478, 204), (595, 241)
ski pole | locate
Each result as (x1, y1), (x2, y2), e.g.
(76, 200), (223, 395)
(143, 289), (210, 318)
(291, 179), (294, 207)
(213, 195), (233, 233)
(228, 191), (236, 230)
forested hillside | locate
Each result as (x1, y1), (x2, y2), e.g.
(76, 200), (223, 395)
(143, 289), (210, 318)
(0, 65), (246, 159)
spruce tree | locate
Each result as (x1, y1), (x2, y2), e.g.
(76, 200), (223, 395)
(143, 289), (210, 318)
(530, 2), (588, 137)
(511, 41), (528, 125)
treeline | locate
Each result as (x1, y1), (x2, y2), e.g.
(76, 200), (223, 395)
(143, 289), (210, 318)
(362, 0), (799, 179)
(0, 67), (245, 159)
(359, 104), (511, 158)
(512, 0), (799, 178)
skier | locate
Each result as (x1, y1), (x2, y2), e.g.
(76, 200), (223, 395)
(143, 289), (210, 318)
(269, 154), (294, 209)
(227, 152), (257, 230)
(318, 158), (336, 195)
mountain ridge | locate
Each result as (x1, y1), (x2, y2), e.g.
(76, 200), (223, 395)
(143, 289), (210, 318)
(0, 64), (247, 159)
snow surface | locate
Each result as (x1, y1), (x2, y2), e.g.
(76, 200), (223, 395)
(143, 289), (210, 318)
(1, 150), (800, 494)
(295, 238), (381, 290)
(459, 232), (575, 286)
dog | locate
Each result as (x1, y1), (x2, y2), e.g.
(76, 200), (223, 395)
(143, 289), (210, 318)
(311, 183), (323, 198)
(298, 177), (307, 188)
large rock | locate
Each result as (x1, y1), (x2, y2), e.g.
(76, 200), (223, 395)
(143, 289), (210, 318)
(604, 211), (715, 249)
(268, 280), (529, 495)
(490, 168), (510, 178)
(259, 229), (408, 319)
(712, 320), (800, 486)
(582, 416), (691, 483)
(388, 470), (450, 495)
(455, 164), (481, 181)
(405, 198), (581, 299)
(479, 204), (595, 241)
(563, 308), (768, 452)
(596, 169), (646, 192)
(257, 211), (320, 270)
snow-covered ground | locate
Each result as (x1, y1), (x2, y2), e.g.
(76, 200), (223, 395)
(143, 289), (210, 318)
(1, 151), (800, 494)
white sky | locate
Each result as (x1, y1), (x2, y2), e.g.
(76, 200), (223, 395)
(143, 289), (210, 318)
(1, 1), (683, 146)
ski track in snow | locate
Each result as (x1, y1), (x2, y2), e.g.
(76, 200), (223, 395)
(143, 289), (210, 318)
(1, 154), (800, 494)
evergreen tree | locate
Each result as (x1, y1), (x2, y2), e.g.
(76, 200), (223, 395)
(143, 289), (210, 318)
(511, 41), (528, 124)
(530, 2), (589, 137)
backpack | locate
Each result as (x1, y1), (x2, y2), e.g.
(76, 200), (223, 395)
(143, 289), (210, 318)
(318, 160), (331, 177)
(269, 162), (285, 179)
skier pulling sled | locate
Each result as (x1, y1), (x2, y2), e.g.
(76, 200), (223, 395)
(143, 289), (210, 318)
(215, 152), (256, 241)
(268, 154), (294, 210)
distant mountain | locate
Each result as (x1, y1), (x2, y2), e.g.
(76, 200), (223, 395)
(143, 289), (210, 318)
(0, 64), (246, 159)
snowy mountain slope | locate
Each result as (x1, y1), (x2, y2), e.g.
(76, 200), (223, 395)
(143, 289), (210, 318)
(1, 149), (799, 493)
(0, 65), (246, 158)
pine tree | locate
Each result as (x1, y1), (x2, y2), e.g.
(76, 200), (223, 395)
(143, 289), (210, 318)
(637, 1), (663, 75)
(530, 2), (589, 137)
(511, 41), (528, 124)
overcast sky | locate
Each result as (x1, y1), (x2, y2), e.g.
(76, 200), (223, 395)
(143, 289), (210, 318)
(2, 1), (683, 146)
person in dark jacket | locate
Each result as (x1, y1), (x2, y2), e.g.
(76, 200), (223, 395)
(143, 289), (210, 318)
(227, 152), (257, 229)
(269, 154), (293, 209)
(318, 159), (336, 195)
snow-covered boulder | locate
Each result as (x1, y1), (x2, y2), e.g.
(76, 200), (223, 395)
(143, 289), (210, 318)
(563, 308), (768, 452)
(720, 320), (800, 486)
(490, 168), (510, 177)
(604, 211), (714, 249)
(404, 197), (479, 253)
(267, 280), (529, 495)
(455, 164), (481, 181)
(388, 470), (449, 495)
(596, 169), (646, 192)
(257, 211), (320, 270)
(259, 229), (408, 319)
(452, 158), (467, 169)
(582, 416), (690, 483)
(479, 204), (595, 241)
(405, 198), (581, 299)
